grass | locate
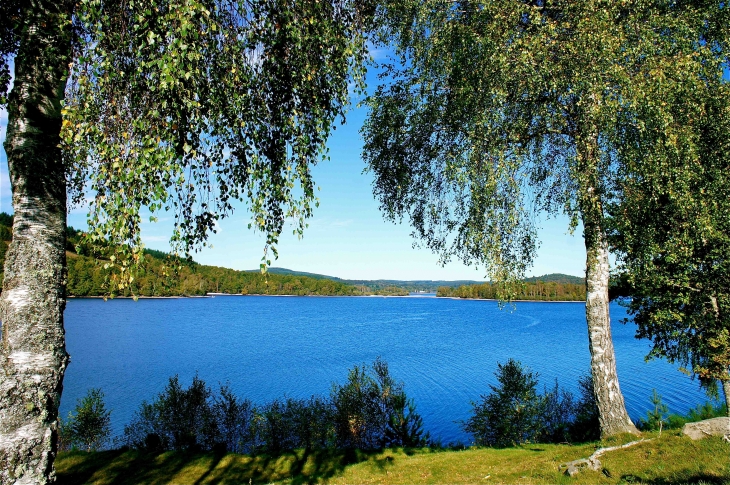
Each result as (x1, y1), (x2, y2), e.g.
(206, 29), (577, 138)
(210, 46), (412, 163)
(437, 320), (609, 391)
(56, 431), (730, 485)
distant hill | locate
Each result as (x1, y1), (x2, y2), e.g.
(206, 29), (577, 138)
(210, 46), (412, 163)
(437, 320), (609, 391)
(523, 273), (585, 285)
(0, 219), (403, 297)
(245, 267), (484, 292)
(0, 212), (584, 297)
(245, 267), (342, 281)
(249, 268), (584, 293)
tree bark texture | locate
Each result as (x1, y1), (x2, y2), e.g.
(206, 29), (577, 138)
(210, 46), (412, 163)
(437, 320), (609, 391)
(723, 379), (730, 418)
(577, 132), (640, 438)
(583, 220), (639, 436)
(0, 1), (73, 483)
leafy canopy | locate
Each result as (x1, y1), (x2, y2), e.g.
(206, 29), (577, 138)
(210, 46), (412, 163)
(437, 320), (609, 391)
(362, 0), (729, 291)
(609, 82), (730, 388)
(56, 0), (369, 289)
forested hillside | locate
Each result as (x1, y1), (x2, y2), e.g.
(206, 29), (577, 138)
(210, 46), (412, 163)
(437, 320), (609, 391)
(437, 281), (585, 301)
(0, 215), (404, 297)
(247, 268), (486, 293)
(523, 273), (585, 285)
(0, 214), (584, 300)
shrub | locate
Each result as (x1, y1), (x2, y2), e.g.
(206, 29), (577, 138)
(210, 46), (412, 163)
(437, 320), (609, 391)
(464, 359), (543, 447)
(289, 395), (335, 451)
(567, 374), (600, 442)
(121, 361), (427, 455)
(331, 363), (382, 449)
(256, 398), (298, 454)
(384, 393), (430, 447)
(686, 401), (727, 421)
(662, 401), (727, 430)
(637, 389), (668, 432)
(213, 384), (256, 454)
(539, 380), (575, 443)
(60, 388), (111, 452)
(123, 375), (218, 452)
(465, 363), (601, 446)
(254, 396), (335, 454)
(331, 357), (426, 450)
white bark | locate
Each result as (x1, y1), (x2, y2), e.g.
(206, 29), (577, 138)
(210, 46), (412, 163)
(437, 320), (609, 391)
(0, 1), (73, 483)
(584, 226), (639, 436)
(577, 128), (638, 438)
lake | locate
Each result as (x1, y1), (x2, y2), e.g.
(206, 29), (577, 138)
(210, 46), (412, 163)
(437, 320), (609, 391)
(60, 295), (715, 444)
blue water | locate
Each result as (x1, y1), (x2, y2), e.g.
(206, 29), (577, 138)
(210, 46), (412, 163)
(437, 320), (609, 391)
(60, 296), (715, 444)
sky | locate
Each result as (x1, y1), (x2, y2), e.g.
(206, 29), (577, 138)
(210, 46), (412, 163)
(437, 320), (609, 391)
(0, 61), (588, 282)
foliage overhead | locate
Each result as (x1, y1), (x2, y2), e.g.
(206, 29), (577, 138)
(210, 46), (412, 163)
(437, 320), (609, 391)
(362, 0), (729, 293)
(57, 0), (370, 289)
(608, 80), (730, 390)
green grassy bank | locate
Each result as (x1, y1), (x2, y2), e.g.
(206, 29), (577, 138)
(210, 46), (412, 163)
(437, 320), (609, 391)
(57, 431), (730, 485)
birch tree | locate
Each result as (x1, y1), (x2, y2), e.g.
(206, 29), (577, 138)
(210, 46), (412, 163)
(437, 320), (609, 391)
(0, 0), (368, 483)
(362, 0), (728, 436)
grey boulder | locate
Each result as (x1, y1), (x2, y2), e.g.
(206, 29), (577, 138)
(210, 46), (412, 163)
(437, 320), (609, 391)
(682, 417), (730, 440)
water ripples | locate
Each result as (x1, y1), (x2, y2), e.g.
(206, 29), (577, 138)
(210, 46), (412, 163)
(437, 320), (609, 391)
(62, 296), (717, 444)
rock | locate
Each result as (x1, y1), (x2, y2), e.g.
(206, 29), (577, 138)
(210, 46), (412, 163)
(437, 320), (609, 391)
(682, 417), (730, 440)
(559, 457), (601, 476)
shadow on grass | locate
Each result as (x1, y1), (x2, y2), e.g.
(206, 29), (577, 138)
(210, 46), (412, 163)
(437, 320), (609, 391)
(56, 449), (193, 485)
(56, 447), (390, 485)
(632, 473), (730, 485)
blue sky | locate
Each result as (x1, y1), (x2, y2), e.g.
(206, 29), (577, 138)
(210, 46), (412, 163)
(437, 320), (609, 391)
(0, 62), (587, 281)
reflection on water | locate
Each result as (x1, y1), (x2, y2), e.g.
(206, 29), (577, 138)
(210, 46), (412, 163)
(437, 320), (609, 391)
(62, 296), (715, 444)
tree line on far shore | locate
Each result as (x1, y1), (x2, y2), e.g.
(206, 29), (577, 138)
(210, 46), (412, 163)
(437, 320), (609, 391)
(437, 281), (585, 302)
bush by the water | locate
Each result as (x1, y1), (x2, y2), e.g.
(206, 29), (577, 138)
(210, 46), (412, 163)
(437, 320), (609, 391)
(123, 375), (218, 452)
(77, 360), (727, 456)
(636, 390), (728, 431)
(59, 388), (112, 452)
(122, 358), (428, 454)
(463, 359), (599, 447)
(331, 357), (429, 449)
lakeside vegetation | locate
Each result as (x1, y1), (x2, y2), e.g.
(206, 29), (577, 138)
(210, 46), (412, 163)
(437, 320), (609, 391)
(58, 358), (728, 472)
(56, 358), (729, 484)
(436, 281), (585, 301)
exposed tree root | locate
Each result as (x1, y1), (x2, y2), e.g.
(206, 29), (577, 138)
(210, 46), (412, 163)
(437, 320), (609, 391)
(559, 439), (653, 477)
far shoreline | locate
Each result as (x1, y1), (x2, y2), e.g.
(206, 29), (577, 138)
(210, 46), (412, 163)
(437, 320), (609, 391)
(67, 293), (585, 303)
(437, 296), (585, 303)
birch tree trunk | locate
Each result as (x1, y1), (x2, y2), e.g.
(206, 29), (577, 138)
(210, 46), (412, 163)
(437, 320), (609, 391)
(583, 218), (640, 436)
(722, 379), (730, 417)
(578, 132), (640, 438)
(0, 1), (73, 483)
